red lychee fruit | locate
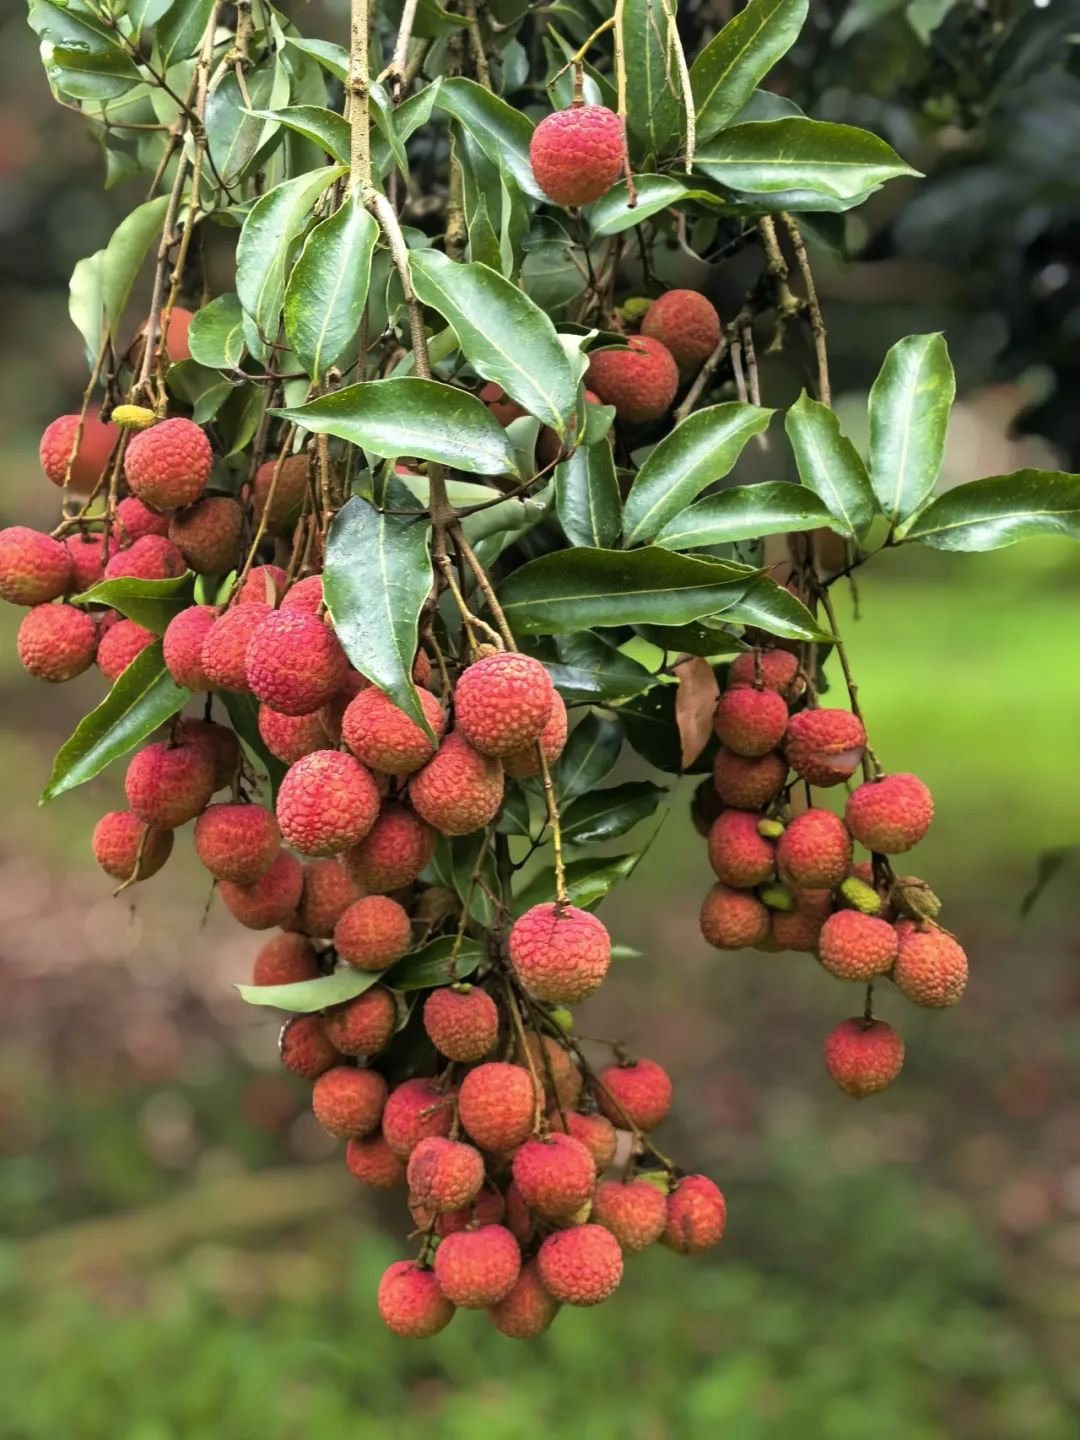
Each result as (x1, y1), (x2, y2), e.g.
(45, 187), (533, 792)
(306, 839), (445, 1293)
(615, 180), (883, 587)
(892, 924), (968, 1007)
(454, 652), (555, 758)
(104, 534), (185, 581)
(592, 1178), (667, 1252)
(714, 685), (789, 758)
(845, 773), (933, 854)
(18, 604), (97, 682)
(642, 289), (721, 369)
(251, 932), (319, 987)
(488, 1259), (560, 1339)
(707, 810), (776, 888)
(818, 909), (898, 982)
(479, 381), (528, 426)
(409, 731), (504, 836)
(597, 1058), (672, 1132)
(587, 335), (679, 423)
(96, 616), (154, 683)
(280, 574), (323, 615)
(193, 802), (280, 884)
(334, 895), (411, 971)
(319, 669), (369, 744)
(64, 532), (111, 590)
(125, 738), (215, 828)
(177, 717), (239, 791)
(824, 1017), (905, 1097)
(502, 690), (569, 779)
(253, 453), (309, 533)
(381, 1077), (456, 1158)
(201, 602), (272, 692)
(434, 1226), (521, 1310)
(39, 413), (117, 492)
(342, 684), (446, 775)
(458, 1062), (537, 1152)
(257, 704), (330, 764)
(784, 708), (867, 787)
(162, 604), (216, 690)
(219, 850), (304, 929)
(770, 888), (832, 953)
(529, 103), (624, 206)
(236, 563), (287, 605)
(124, 417), (212, 509)
(536, 1224), (623, 1306)
(407, 1136), (485, 1213)
(777, 808), (852, 888)
(416, 1183), (507, 1238)
(0, 527), (72, 605)
(712, 747), (788, 810)
(343, 803), (436, 892)
(276, 750), (380, 855)
(279, 1014), (339, 1080)
(700, 883), (769, 949)
(423, 984), (500, 1062)
(115, 496), (171, 543)
(311, 1065), (387, 1138)
(291, 858), (360, 937)
(512, 1133), (595, 1220)
(662, 1174), (727, 1253)
(92, 810), (173, 882)
(245, 610), (349, 717)
(550, 1110), (618, 1172)
(324, 986), (397, 1056)
(377, 1261), (455, 1338)
(729, 648), (803, 699)
(508, 902), (611, 1004)
(503, 1180), (536, 1248)
(524, 1034), (583, 1111)
(345, 1132), (407, 1189)
(168, 497), (242, 574)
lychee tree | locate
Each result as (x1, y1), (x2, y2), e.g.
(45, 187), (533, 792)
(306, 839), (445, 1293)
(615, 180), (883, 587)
(15, 0), (1080, 1337)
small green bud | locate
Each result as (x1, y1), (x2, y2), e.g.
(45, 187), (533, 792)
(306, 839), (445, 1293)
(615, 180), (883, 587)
(548, 1006), (575, 1034)
(619, 296), (653, 323)
(758, 882), (795, 912)
(891, 876), (942, 921)
(839, 876), (882, 915)
(757, 817), (785, 840)
(636, 1169), (671, 1194)
(111, 404), (158, 431)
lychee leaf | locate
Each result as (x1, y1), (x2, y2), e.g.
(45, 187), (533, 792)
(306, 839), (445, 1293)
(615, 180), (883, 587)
(284, 191), (378, 381)
(561, 781), (668, 846)
(868, 334), (955, 527)
(435, 76), (541, 200)
(382, 937), (484, 991)
(553, 713), (624, 806)
(618, 0), (687, 164)
(71, 574), (195, 633)
(235, 967), (381, 1013)
(512, 851), (646, 916)
(244, 104), (349, 165)
(653, 481), (839, 551)
(589, 176), (722, 236)
(187, 293), (246, 370)
(219, 693), (288, 802)
(691, 0), (809, 144)
(717, 575), (834, 643)
(555, 440), (622, 549)
(899, 470), (1080, 550)
(785, 392), (877, 542)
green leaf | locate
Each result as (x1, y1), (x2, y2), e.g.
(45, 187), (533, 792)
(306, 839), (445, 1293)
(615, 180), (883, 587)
(695, 118), (919, 209)
(409, 251), (580, 437)
(501, 548), (754, 634)
(220, 692), (288, 800)
(691, 0), (809, 143)
(205, 67), (284, 188)
(30, 0), (141, 101)
(618, 0), (686, 163)
(554, 713), (624, 805)
(588, 176), (714, 236)
(720, 575), (834, 642)
(155, 0), (215, 68)
(623, 404), (774, 546)
(536, 634), (657, 705)
(900, 470), (1080, 551)
(247, 105), (350, 164)
(187, 293), (246, 370)
(561, 781), (667, 845)
(635, 620), (747, 657)
(555, 441), (622, 549)
(284, 192), (378, 381)
(284, 36), (348, 81)
(69, 195), (170, 357)
(40, 643), (189, 803)
(323, 494), (434, 739)
(275, 379), (521, 477)
(383, 936), (484, 991)
(869, 333), (955, 528)
(236, 968), (379, 1013)
(513, 851), (645, 916)
(784, 391), (877, 542)
(655, 481), (836, 550)
(72, 575), (194, 633)
(436, 76), (540, 199)
(371, 80), (442, 177)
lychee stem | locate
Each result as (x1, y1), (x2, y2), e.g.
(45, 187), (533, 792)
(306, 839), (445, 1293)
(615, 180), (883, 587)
(347, 0), (372, 193)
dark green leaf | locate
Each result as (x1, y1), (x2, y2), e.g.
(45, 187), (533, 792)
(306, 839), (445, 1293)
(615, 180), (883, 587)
(247, 105), (350, 164)
(720, 575), (833, 642)
(555, 441), (622, 548)
(72, 574), (194, 633)
(437, 76), (540, 199)
(220, 693), (288, 800)
(284, 36), (348, 81)
(155, 0), (214, 68)
(618, 0), (686, 162)
(655, 481), (837, 550)
(496, 783), (535, 838)
(69, 195), (171, 357)
(284, 192), (378, 380)
(538, 633), (657, 705)
(561, 781), (667, 845)
(371, 81), (442, 176)
(187, 293), (246, 370)
(588, 176), (719, 235)
(236, 967), (380, 1013)
(383, 936), (484, 991)
(513, 851), (645, 916)
(619, 683), (698, 773)
(691, 0), (809, 143)
(785, 391), (877, 541)
(205, 67), (283, 187)
(554, 713), (624, 805)
(868, 333), (955, 527)
(900, 470), (1080, 551)
(636, 621), (748, 657)
(30, 1), (141, 100)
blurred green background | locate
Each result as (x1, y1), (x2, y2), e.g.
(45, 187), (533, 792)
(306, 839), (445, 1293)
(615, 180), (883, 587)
(2, 3), (1079, 1437)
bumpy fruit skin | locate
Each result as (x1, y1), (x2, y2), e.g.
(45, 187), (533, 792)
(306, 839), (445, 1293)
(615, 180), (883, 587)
(587, 335), (679, 423)
(168, 497), (242, 574)
(537, 1224), (623, 1306)
(18, 604), (97, 682)
(524, 1034), (583, 1111)
(237, 563), (287, 605)
(116, 496), (171, 542)
(479, 381), (528, 426)
(454, 652), (555, 758)
(378, 1261), (455, 1338)
(700, 883), (770, 949)
(125, 739), (215, 828)
(253, 453), (309, 533)
(96, 617), (154, 683)
(512, 1133), (595, 1219)
(824, 1017), (905, 1097)
(777, 808), (852, 888)
(434, 1225), (521, 1309)
(245, 610), (349, 717)
(124, 417), (212, 509)
(409, 731), (504, 836)
(381, 1077), (456, 1158)
(423, 984), (500, 1062)
(344, 803), (436, 892)
(729, 650), (803, 700)
(105, 534), (185, 581)
(714, 686), (789, 758)
(40, 413), (117, 492)
(818, 909), (898, 981)
(597, 1058), (672, 1131)
(178, 717), (239, 791)
(92, 811), (173, 882)
(219, 850), (304, 929)
(201, 603), (271, 692)
(258, 705), (329, 764)
(458, 1063), (537, 1152)
(0, 527), (72, 605)
(193, 802), (280, 884)
(784, 708), (867, 787)
(407, 1136), (485, 1213)
(276, 750), (380, 855)
(342, 685), (446, 775)
(529, 104), (624, 206)
(771, 887), (832, 953)
(509, 903), (611, 1004)
(663, 1175), (727, 1253)
(503, 691), (569, 779)
(251, 932), (319, 986)
(708, 810), (776, 888)
(551, 1111), (618, 1172)
(334, 895), (412, 971)
(64, 532), (111, 590)
(280, 1015), (339, 1080)
(592, 1178), (667, 1252)
(488, 1260), (560, 1339)
(324, 986), (397, 1056)
(292, 858), (360, 937)
(712, 747), (787, 810)
(311, 1065), (387, 1139)
(345, 1133), (407, 1188)
(162, 605), (216, 690)
(280, 574), (323, 614)
(641, 290), (721, 369)
(892, 924), (968, 1007)
(845, 773), (934, 855)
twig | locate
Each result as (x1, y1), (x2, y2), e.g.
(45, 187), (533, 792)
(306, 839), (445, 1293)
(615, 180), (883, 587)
(781, 211), (831, 405)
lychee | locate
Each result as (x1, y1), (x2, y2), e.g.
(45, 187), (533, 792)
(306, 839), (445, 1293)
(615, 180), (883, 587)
(115, 496), (171, 543)
(39, 412), (117, 492)
(245, 609), (349, 717)
(162, 605), (216, 689)
(597, 1058), (672, 1131)
(488, 1260), (560, 1338)
(592, 1177), (667, 1252)
(707, 810), (776, 888)
(381, 1077), (456, 1159)
(311, 1064), (387, 1138)
(824, 1017), (905, 1097)
(423, 984), (500, 1062)
(642, 290), (721, 369)
(508, 902), (611, 1004)
(550, 1110), (618, 1172)
(92, 810), (173, 882)
(892, 924), (967, 1007)
(770, 887), (832, 953)
(18, 604), (97, 682)
(64, 532), (111, 590)
(479, 381), (528, 426)
(342, 684), (446, 775)
(292, 858), (360, 937)
(699, 883), (769, 949)
(524, 1034), (584, 1111)
(334, 895), (411, 971)
(253, 453), (310, 533)
(777, 808), (852, 888)
(458, 1062), (537, 1152)
(817, 909), (898, 982)
(0, 527), (73, 605)
(280, 1014), (339, 1080)
(455, 652), (554, 759)
(662, 1174), (727, 1253)
(251, 932), (319, 987)
(276, 750), (380, 855)
(219, 849), (304, 929)
(712, 747), (788, 810)
(236, 563), (287, 605)
(503, 1180), (536, 1248)
(343, 803), (436, 892)
(407, 1136), (485, 1213)
(96, 617), (155, 683)
(409, 731), (504, 836)
(124, 417), (212, 509)
(324, 986), (397, 1056)
(125, 738), (215, 828)
(845, 773), (933, 854)
(280, 574), (323, 615)
(257, 704), (329, 764)
(536, 1224), (623, 1306)
(168, 496), (242, 574)
(784, 708), (867, 787)
(433, 1224), (521, 1309)
(728, 648), (803, 699)
(377, 1261), (455, 1338)
(416, 1183), (507, 1238)
(502, 690), (569, 779)
(529, 104), (624, 206)
(104, 534), (186, 581)
(345, 1132), (407, 1189)
(586, 335), (679, 423)
(193, 802), (280, 884)
(319, 669), (369, 744)
(512, 1133), (595, 1220)
(714, 685), (789, 758)
(177, 717), (239, 791)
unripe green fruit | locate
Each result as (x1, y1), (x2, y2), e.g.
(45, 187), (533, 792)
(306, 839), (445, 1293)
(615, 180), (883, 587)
(839, 876), (883, 915)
